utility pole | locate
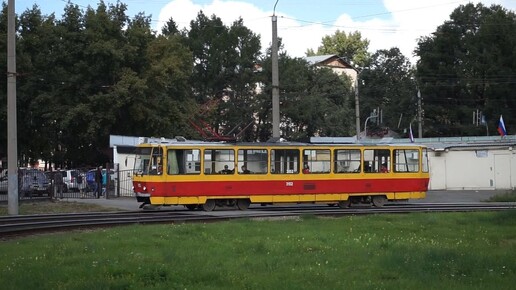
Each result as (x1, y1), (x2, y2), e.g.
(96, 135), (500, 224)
(417, 88), (423, 138)
(271, 0), (280, 138)
(354, 74), (361, 140)
(7, 0), (18, 215)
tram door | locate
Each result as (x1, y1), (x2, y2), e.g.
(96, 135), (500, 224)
(271, 149), (299, 174)
(149, 147), (163, 175)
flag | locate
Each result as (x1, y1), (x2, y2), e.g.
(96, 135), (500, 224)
(498, 115), (507, 137)
(409, 123), (415, 143)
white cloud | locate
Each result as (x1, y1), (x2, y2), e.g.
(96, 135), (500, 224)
(158, 0), (516, 63)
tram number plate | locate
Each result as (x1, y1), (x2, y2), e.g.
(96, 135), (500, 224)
(285, 181), (294, 187)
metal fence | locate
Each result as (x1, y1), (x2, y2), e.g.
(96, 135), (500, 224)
(0, 168), (135, 202)
(109, 169), (135, 198)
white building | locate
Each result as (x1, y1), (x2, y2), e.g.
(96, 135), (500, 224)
(304, 54), (357, 85)
(427, 141), (516, 190)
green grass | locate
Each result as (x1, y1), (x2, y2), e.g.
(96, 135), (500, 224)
(1, 211), (516, 289)
(486, 190), (516, 202)
(0, 200), (119, 215)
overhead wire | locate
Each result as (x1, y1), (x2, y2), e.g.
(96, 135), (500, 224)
(54, 0), (507, 31)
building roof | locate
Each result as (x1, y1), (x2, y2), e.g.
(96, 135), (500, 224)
(304, 54), (355, 70)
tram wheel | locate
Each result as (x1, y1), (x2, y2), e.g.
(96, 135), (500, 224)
(202, 199), (216, 211)
(236, 199), (251, 210)
(337, 200), (351, 208)
(185, 204), (198, 210)
(372, 195), (387, 207)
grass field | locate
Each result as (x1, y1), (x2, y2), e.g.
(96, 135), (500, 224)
(1, 211), (515, 289)
(0, 200), (118, 215)
(486, 190), (516, 202)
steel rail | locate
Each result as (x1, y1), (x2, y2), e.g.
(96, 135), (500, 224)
(1, 203), (515, 238)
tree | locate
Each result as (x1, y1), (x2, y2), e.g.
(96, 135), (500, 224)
(161, 18), (179, 36)
(0, 3), (8, 161)
(185, 12), (262, 140)
(308, 30), (371, 67)
(16, 5), (60, 167)
(359, 48), (415, 136)
(416, 3), (516, 136)
(0, 2), (198, 167)
(257, 54), (353, 140)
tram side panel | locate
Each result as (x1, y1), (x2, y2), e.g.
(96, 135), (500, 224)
(134, 173), (428, 205)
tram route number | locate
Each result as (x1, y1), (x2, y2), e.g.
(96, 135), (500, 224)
(285, 181), (294, 187)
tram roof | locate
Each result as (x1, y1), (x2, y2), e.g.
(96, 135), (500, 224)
(111, 134), (515, 151)
(138, 138), (426, 148)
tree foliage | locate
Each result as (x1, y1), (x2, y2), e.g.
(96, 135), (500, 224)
(416, 3), (516, 136)
(183, 12), (262, 141)
(359, 48), (415, 137)
(3, 1), (514, 168)
(258, 53), (353, 141)
(307, 30), (371, 67)
(0, 1), (194, 168)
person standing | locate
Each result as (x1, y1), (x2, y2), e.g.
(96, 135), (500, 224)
(54, 170), (64, 199)
(95, 166), (103, 198)
(102, 168), (107, 196)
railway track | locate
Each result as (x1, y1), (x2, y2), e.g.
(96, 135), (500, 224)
(1, 203), (515, 238)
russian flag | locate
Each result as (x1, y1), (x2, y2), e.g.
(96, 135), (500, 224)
(409, 123), (415, 143)
(498, 115), (507, 137)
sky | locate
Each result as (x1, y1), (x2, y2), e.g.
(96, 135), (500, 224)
(15, 0), (516, 63)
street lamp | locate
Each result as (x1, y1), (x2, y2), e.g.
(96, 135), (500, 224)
(409, 117), (417, 142)
(363, 114), (377, 140)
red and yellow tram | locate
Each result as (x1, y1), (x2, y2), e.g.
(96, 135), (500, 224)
(132, 139), (430, 210)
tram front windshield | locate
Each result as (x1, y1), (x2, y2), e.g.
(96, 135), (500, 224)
(133, 147), (153, 175)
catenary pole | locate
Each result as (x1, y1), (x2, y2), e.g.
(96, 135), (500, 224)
(354, 73), (361, 140)
(417, 88), (423, 138)
(7, 0), (19, 215)
(271, 0), (280, 138)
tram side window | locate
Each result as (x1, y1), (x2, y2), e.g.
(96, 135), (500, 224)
(167, 149), (201, 175)
(334, 149), (361, 173)
(238, 149), (268, 174)
(363, 149), (391, 173)
(204, 149), (235, 174)
(271, 149), (299, 174)
(394, 149), (420, 172)
(303, 149), (330, 173)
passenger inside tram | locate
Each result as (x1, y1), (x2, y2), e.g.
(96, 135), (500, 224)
(240, 165), (251, 174)
(220, 165), (234, 174)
